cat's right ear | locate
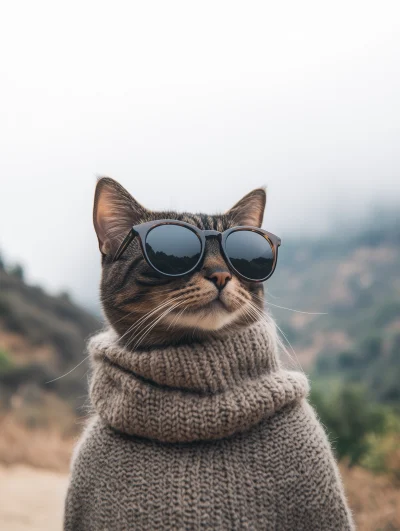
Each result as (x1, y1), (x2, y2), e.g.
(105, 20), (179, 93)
(93, 177), (148, 256)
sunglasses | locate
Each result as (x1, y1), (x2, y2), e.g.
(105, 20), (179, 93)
(113, 220), (281, 282)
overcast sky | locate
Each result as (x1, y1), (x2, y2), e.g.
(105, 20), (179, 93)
(1, 1), (400, 309)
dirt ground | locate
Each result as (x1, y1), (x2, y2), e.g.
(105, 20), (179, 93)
(0, 465), (68, 531)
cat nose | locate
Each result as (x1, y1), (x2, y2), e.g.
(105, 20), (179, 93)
(206, 270), (232, 290)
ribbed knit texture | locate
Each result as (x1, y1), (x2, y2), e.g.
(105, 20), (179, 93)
(64, 322), (354, 530)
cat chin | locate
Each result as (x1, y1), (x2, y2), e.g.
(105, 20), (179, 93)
(165, 307), (241, 331)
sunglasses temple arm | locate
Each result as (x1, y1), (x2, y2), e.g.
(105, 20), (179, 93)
(113, 229), (136, 262)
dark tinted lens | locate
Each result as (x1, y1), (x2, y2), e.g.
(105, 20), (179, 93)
(225, 230), (274, 280)
(145, 224), (202, 275)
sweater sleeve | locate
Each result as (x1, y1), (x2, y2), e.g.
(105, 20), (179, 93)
(284, 401), (355, 531)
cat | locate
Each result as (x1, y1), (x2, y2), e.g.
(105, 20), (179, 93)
(93, 177), (267, 347)
(64, 177), (354, 531)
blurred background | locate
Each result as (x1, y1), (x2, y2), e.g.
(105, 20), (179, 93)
(1, 2), (399, 530)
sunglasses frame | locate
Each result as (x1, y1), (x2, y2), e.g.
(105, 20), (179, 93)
(113, 219), (281, 283)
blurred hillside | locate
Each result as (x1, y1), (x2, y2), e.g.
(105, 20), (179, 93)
(269, 210), (400, 403)
(0, 260), (100, 431)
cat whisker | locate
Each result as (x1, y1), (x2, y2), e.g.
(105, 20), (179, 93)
(244, 298), (305, 374)
(230, 298), (253, 327)
(130, 300), (186, 349)
(251, 292), (327, 316)
(128, 301), (186, 347)
(46, 355), (90, 384)
(266, 300), (327, 316)
(113, 302), (175, 349)
(263, 287), (280, 299)
(166, 305), (188, 331)
(130, 290), (208, 348)
(274, 320), (304, 373)
(118, 295), (184, 343)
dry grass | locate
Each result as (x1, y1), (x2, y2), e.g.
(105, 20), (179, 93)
(341, 465), (400, 531)
(0, 327), (58, 367)
(0, 415), (75, 472)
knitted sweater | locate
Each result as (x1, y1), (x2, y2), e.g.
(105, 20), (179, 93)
(64, 322), (354, 530)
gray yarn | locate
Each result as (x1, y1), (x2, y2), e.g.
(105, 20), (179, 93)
(64, 322), (354, 530)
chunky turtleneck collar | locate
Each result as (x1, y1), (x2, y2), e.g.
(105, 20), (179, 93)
(88, 322), (309, 443)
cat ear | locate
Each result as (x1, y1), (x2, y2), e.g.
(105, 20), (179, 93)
(93, 177), (148, 255)
(226, 188), (266, 227)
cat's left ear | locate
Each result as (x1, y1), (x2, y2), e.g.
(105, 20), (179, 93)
(226, 188), (266, 227)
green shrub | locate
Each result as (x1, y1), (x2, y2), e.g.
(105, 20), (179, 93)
(310, 383), (389, 467)
(360, 411), (400, 481)
(337, 351), (360, 371)
(360, 335), (382, 363)
(0, 348), (13, 372)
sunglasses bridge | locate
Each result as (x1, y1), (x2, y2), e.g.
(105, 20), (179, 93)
(203, 230), (222, 238)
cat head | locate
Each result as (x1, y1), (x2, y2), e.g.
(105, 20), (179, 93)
(94, 177), (267, 347)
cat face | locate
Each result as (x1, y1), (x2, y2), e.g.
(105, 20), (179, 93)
(94, 177), (266, 347)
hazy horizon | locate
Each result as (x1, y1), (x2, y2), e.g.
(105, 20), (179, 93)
(1, 2), (400, 308)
